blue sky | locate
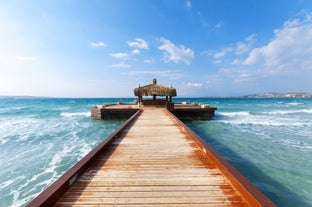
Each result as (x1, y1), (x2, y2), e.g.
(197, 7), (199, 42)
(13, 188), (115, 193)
(1, 0), (312, 97)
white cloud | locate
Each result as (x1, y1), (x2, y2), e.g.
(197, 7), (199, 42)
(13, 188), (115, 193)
(110, 52), (130, 59)
(127, 38), (149, 49)
(202, 14), (312, 95)
(132, 49), (140, 54)
(186, 0), (191, 9)
(243, 14), (312, 70)
(111, 62), (132, 68)
(232, 59), (242, 65)
(213, 47), (232, 59)
(187, 82), (202, 88)
(235, 34), (256, 55)
(235, 42), (249, 55)
(208, 34), (256, 65)
(158, 38), (194, 65)
(90, 41), (105, 47)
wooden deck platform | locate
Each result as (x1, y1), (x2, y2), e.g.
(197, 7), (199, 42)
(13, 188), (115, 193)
(91, 102), (217, 120)
(27, 107), (275, 207)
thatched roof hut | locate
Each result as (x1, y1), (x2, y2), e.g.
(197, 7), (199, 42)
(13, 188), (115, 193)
(134, 79), (177, 106)
(134, 79), (177, 97)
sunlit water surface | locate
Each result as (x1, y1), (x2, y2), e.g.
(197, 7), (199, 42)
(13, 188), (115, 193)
(0, 97), (311, 207)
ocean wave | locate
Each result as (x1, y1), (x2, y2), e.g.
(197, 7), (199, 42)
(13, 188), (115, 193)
(60, 112), (91, 117)
(52, 106), (71, 111)
(0, 106), (28, 114)
(0, 118), (41, 141)
(217, 111), (250, 117)
(216, 111), (310, 127)
(263, 109), (312, 115)
(281, 139), (312, 151)
(287, 102), (303, 106)
(218, 119), (309, 127)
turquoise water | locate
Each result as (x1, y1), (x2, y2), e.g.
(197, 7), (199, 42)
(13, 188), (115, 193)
(184, 98), (312, 207)
(0, 97), (311, 206)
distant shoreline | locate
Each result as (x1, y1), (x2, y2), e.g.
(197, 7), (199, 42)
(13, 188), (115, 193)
(204, 93), (312, 98)
(240, 93), (312, 98)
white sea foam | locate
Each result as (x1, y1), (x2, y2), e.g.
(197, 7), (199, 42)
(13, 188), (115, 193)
(1, 178), (17, 189)
(0, 106), (28, 114)
(288, 102), (303, 106)
(217, 111), (310, 127)
(263, 109), (312, 115)
(220, 119), (308, 127)
(78, 140), (93, 158)
(0, 117), (42, 143)
(10, 189), (26, 207)
(218, 111), (250, 117)
(47, 144), (74, 174)
(60, 112), (91, 117)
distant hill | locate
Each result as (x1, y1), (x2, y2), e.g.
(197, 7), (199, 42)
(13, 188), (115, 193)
(243, 93), (312, 98)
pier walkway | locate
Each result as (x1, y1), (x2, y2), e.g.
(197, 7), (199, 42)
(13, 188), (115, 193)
(51, 107), (273, 207)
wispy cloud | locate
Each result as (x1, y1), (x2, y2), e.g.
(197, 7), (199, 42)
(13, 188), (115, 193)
(196, 11), (209, 28)
(213, 47), (233, 59)
(109, 38), (148, 63)
(205, 34), (256, 64)
(144, 59), (154, 64)
(90, 41), (106, 47)
(158, 38), (194, 65)
(215, 21), (223, 30)
(110, 52), (130, 59)
(111, 62), (132, 68)
(186, 0), (191, 10)
(186, 82), (202, 88)
(127, 38), (149, 50)
(132, 49), (140, 54)
(235, 34), (256, 55)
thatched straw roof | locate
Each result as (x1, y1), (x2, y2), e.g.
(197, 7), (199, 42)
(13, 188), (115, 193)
(134, 79), (177, 97)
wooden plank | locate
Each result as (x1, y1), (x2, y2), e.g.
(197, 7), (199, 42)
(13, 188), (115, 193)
(68, 185), (236, 192)
(55, 196), (243, 205)
(52, 107), (270, 207)
(61, 190), (237, 198)
(54, 203), (241, 207)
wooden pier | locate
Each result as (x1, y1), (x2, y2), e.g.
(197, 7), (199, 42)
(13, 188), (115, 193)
(27, 107), (275, 207)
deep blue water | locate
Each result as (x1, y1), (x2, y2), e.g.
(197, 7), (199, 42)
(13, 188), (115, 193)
(0, 97), (311, 207)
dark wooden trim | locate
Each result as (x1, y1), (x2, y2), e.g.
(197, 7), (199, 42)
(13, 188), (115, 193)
(101, 108), (139, 119)
(170, 107), (216, 119)
(141, 100), (169, 106)
(26, 109), (142, 207)
(165, 109), (276, 207)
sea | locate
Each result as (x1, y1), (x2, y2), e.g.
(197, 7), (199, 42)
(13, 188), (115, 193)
(0, 97), (311, 207)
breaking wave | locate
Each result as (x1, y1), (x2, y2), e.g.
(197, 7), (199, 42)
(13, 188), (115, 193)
(216, 110), (311, 127)
(262, 109), (312, 115)
(60, 112), (91, 117)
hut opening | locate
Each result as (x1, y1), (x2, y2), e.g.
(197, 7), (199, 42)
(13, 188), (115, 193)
(134, 79), (177, 106)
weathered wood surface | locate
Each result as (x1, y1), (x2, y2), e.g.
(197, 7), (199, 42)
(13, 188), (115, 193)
(53, 108), (258, 206)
